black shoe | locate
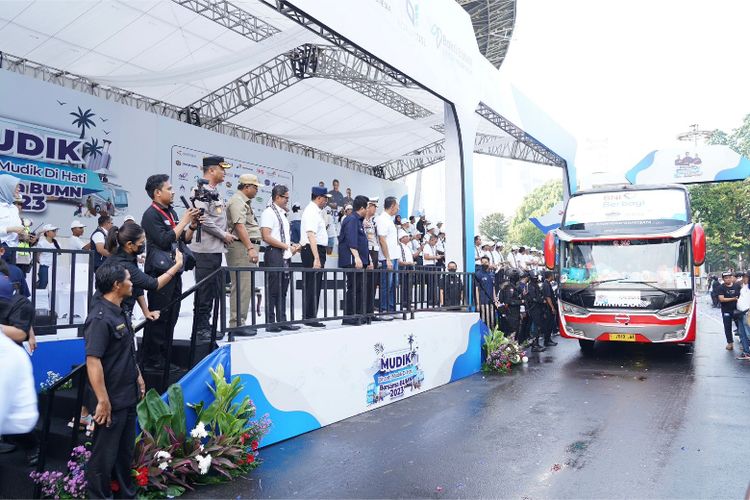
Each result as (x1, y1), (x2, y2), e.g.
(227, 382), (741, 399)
(305, 322), (326, 328)
(0, 442), (16, 454)
(279, 325), (301, 331)
(531, 344), (546, 352)
(266, 326), (282, 333)
(544, 340), (558, 347)
(198, 331), (225, 342)
(342, 319), (362, 326)
(370, 316), (385, 321)
(233, 326), (258, 337)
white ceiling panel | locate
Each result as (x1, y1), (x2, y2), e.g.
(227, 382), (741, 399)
(95, 14), (178, 64)
(5, 0), (95, 35)
(65, 50), (126, 76)
(0, 1), (33, 22)
(52, 2), (146, 48)
(25, 38), (86, 68)
(0, 20), (48, 56)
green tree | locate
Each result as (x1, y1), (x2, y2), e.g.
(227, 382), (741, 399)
(478, 212), (509, 242)
(508, 179), (563, 248)
(688, 113), (750, 270)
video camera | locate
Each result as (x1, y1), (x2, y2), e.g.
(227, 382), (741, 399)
(180, 179), (218, 244)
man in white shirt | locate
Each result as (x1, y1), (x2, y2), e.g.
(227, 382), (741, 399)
(422, 233), (440, 305)
(260, 185), (300, 333)
(376, 197), (400, 313)
(300, 186), (331, 328)
(517, 246), (529, 271)
(473, 235), (483, 268)
(36, 224), (59, 290)
(69, 220), (90, 251)
(363, 197), (381, 318)
(397, 229), (415, 309)
(507, 246), (519, 269)
(0, 328), (38, 436)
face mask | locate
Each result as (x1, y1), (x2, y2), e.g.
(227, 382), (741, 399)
(448, 268), (456, 273)
(481, 264), (489, 271)
(135, 244), (146, 255)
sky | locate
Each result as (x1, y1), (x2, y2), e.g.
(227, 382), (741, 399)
(407, 0), (750, 228)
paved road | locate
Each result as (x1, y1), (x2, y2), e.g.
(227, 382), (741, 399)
(191, 300), (750, 499)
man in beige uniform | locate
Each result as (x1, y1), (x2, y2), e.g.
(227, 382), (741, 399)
(226, 173), (262, 336)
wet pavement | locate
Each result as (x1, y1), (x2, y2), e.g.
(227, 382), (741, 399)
(189, 300), (750, 499)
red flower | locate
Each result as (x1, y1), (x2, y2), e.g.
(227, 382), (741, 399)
(110, 480), (120, 493)
(251, 440), (259, 451)
(241, 432), (251, 444)
(246, 453), (255, 464)
(134, 466), (149, 487)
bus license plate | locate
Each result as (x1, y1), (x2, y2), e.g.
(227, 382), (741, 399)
(609, 333), (636, 342)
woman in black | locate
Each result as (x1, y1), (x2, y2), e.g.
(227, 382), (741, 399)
(103, 223), (183, 320)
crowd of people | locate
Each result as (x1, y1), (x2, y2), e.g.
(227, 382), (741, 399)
(708, 271), (750, 360)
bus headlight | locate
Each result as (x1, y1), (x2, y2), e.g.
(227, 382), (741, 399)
(560, 302), (588, 316)
(657, 302), (692, 318)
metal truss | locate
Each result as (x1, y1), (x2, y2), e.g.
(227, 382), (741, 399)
(457, 0), (516, 69)
(475, 103), (567, 168)
(187, 43), (433, 128)
(379, 140), (447, 180)
(0, 52), (373, 175)
(259, 0), (420, 89)
(172, 0), (280, 42)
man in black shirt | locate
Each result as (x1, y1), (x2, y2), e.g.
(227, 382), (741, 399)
(525, 272), (547, 352)
(718, 270), (741, 350)
(440, 261), (464, 309)
(140, 175), (199, 370)
(541, 271), (558, 347)
(85, 264), (144, 499)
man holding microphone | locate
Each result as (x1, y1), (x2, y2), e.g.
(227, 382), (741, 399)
(300, 186), (332, 328)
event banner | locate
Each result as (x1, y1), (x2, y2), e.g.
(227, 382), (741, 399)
(230, 312), (483, 446)
(625, 145), (750, 185)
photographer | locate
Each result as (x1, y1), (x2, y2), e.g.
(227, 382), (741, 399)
(189, 156), (236, 341)
(140, 175), (199, 371)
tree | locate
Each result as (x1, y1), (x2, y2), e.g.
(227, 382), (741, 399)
(688, 115), (750, 270)
(478, 212), (509, 242)
(70, 107), (96, 139)
(507, 179), (563, 249)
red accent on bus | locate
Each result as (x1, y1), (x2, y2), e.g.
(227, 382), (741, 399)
(692, 224), (706, 266)
(544, 232), (555, 270)
(564, 314), (686, 327)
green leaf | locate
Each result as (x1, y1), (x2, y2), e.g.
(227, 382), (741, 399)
(166, 485), (186, 498)
(167, 384), (187, 439)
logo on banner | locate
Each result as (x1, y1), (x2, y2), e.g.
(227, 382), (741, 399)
(594, 290), (650, 308)
(366, 334), (424, 405)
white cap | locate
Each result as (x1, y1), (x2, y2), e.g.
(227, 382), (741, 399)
(367, 197), (379, 205)
(345, 204), (353, 211)
(398, 229), (410, 239)
(41, 223), (59, 233)
(123, 214), (136, 222)
(70, 220), (85, 229)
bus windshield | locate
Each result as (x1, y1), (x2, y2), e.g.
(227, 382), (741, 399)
(560, 238), (691, 290)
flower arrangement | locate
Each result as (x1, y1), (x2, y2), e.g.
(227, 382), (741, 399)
(30, 445), (90, 498)
(39, 370), (73, 393)
(132, 364), (270, 498)
(483, 327), (528, 374)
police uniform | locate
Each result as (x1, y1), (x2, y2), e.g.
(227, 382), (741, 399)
(525, 277), (548, 348)
(441, 271), (464, 309)
(501, 281), (523, 336)
(475, 265), (496, 329)
(84, 295), (139, 499)
(226, 174), (262, 330)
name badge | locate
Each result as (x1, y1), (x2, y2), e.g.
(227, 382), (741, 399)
(116, 323), (126, 331)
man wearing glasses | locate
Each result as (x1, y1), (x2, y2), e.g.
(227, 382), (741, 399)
(260, 185), (300, 332)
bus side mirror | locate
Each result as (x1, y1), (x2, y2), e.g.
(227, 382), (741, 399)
(692, 224), (706, 266)
(544, 232), (556, 270)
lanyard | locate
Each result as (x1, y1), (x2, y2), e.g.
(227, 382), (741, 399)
(271, 204), (286, 243)
(151, 203), (175, 228)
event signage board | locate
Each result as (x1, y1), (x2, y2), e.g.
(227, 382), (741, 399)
(0, 70), (406, 236)
(625, 145), (750, 185)
(563, 188), (688, 228)
(230, 313), (483, 446)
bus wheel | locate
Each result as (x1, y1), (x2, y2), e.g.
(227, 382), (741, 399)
(579, 339), (595, 355)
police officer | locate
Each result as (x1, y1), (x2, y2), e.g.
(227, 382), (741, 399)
(501, 269), (523, 339)
(300, 186), (332, 328)
(226, 173), (262, 336)
(541, 271), (558, 347)
(475, 255), (496, 329)
(441, 260), (464, 309)
(525, 271), (548, 352)
(718, 270), (741, 350)
(339, 195), (370, 325)
(190, 156), (236, 340)
(84, 264), (145, 499)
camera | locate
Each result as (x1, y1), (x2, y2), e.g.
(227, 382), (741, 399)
(191, 178), (219, 204)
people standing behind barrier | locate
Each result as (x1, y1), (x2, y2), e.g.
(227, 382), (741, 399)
(435, 231), (446, 270)
(441, 261), (463, 309)
(15, 196), (35, 274)
(541, 271), (558, 347)
(422, 233), (442, 306)
(0, 245), (30, 297)
(473, 235), (482, 268)
(363, 197), (382, 319)
(141, 174), (199, 371)
(68, 220), (90, 251)
(397, 228), (415, 309)
(261, 185), (300, 333)
(0, 176), (28, 264)
(226, 174), (262, 337)
(35, 224), (61, 290)
(90, 214), (113, 271)
(376, 197), (400, 313)
(84, 264), (145, 499)
(103, 222), (183, 322)
(339, 195), (370, 325)
(718, 270), (741, 351)
(300, 186), (331, 328)
(327, 179), (345, 210)
(475, 255), (496, 329)
(411, 232), (424, 265)
(189, 156), (236, 341)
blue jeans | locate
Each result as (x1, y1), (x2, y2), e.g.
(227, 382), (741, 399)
(37, 264), (49, 289)
(737, 311), (750, 354)
(379, 259), (398, 311)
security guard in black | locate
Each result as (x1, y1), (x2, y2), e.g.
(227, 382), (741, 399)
(718, 272), (741, 345)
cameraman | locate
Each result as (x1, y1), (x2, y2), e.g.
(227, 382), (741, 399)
(141, 175), (199, 371)
(189, 156), (236, 341)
